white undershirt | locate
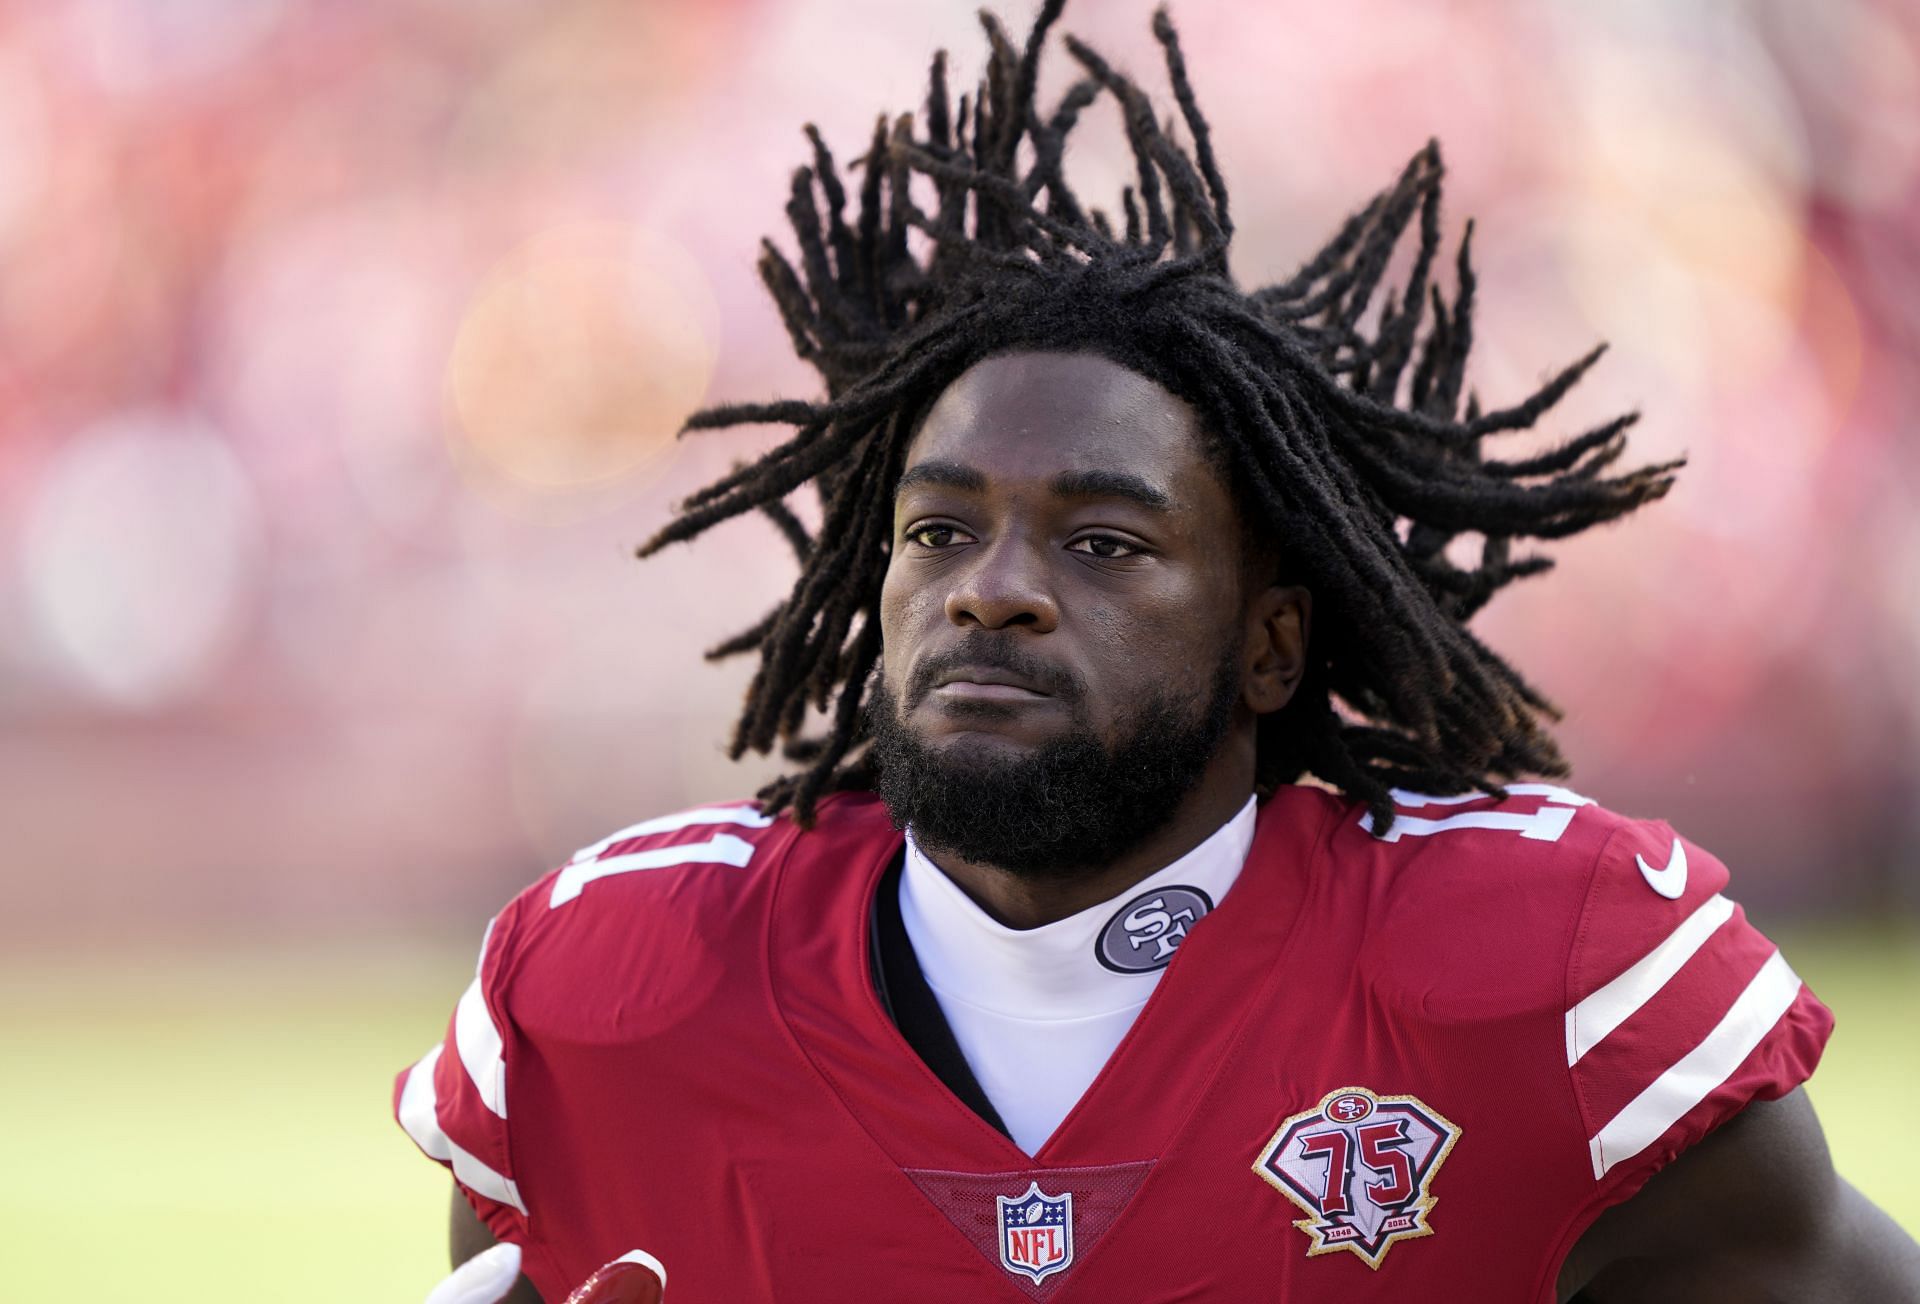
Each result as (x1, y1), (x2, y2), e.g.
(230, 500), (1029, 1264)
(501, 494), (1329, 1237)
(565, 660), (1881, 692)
(899, 798), (1257, 1155)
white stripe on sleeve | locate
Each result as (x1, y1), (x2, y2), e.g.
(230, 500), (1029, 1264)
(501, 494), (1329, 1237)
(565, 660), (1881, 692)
(399, 1045), (529, 1217)
(549, 832), (757, 907)
(566, 805), (771, 865)
(1586, 950), (1803, 1179)
(1565, 893), (1737, 1065)
(455, 977), (508, 1119)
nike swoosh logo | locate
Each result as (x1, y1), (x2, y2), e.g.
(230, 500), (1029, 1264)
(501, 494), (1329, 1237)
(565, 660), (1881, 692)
(1636, 838), (1687, 899)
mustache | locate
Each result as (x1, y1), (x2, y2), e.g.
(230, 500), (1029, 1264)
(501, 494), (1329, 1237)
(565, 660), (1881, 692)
(904, 638), (1086, 707)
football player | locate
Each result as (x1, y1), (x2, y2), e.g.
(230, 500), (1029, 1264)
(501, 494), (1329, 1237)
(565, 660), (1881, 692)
(399, 3), (1920, 1299)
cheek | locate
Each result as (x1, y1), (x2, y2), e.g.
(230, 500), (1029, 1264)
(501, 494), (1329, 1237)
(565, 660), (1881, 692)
(1078, 601), (1169, 697)
(1081, 592), (1234, 699)
(1077, 599), (1132, 650)
(878, 561), (930, 677)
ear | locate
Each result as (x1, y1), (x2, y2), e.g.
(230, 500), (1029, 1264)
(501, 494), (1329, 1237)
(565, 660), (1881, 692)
(1243, 585), (1311, 715)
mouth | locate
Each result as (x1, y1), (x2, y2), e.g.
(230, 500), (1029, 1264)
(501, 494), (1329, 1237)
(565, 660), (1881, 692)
(928, 664), (1055, 703)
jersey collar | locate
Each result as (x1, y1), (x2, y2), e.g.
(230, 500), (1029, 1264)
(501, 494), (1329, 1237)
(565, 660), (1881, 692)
(900, 797), (1257, 1022)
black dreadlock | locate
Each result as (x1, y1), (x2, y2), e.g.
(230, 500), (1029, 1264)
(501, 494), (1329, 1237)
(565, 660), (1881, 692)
(637, 0), (1680, 830)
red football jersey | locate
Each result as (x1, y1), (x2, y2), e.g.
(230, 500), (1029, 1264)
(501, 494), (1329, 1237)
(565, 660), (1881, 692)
(395, 785), (1831, 1301)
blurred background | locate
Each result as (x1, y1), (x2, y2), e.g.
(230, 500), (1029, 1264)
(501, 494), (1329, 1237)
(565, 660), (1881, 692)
(0, 0), (1914, 1297)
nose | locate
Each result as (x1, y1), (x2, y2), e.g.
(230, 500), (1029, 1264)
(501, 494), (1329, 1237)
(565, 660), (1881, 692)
(944, 536), (1059, 633)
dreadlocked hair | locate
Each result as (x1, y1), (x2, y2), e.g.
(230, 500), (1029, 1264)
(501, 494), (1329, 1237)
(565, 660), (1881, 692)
(637, 0), (1681, 830)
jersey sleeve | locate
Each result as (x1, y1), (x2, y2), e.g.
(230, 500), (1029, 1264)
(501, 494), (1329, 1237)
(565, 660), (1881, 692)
(390, 800), (783, 1255)
(1562, 817), (1833, 1207)
(393, 898), (534, 1248)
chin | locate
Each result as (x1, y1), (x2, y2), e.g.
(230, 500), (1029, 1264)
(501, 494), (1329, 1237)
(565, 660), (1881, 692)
(912, 703), (1073, 752)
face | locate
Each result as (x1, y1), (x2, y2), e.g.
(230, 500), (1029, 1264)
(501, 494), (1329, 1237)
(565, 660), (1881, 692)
(870, 349), (1308, 875)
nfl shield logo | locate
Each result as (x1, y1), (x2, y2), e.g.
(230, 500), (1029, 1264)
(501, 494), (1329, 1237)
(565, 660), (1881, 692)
(996, 1181), (1074, 1283)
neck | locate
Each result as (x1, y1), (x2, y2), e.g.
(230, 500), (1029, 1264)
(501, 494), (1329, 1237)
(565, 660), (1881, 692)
(918, 747), (1255, 930)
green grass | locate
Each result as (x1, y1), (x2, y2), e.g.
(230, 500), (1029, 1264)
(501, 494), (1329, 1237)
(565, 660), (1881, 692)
(0, 925), (1911, 1301)
(1778, 921), (1920, 1215)
(0, 941), (466, 1303)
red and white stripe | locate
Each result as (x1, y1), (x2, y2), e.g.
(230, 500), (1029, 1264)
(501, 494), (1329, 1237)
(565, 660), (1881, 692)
(396, 915), (524, 1214)
(398, 1044), (529, 1215)
(1566, 893), (1805, 1179)
(450, 915), (509, 1118)
(454, 974), (508, 1118)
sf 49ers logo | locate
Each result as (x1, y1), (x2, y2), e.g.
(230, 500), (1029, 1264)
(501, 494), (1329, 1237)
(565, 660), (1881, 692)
(1252, 1086), (1461, 1269)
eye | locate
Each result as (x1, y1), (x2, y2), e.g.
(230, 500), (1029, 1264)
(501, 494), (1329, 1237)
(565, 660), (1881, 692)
(1068, 534), (1142, 560)
(904, 523), (973, 549)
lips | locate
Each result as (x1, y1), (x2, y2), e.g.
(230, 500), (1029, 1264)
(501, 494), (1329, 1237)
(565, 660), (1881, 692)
(932, 664), (1053, 698)
(906, 645), (1082, 718)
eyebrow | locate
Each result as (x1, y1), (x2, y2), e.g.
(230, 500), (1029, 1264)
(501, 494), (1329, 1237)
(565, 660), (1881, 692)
(895, 460), (1174, 512)
(895, 460), (986, 495)
(1048, 469), (1174, 512)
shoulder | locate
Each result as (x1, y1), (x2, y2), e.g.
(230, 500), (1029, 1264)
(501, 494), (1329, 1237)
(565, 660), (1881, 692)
(397, 795), (892, 1240)
(502, 791), (893, 928)
(478, 792), (896, 1022)
(1309, 785), (1741, 1024)
(1316, 782), (1663, 930)
(1311, 784), (1831, 1202)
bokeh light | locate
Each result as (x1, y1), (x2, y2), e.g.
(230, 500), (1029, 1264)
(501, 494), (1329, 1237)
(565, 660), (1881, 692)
(447, 220), (717, 505)
(22, 410), (259, 708)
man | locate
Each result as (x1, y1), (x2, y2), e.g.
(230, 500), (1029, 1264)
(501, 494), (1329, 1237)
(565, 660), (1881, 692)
(398, 4), (1920, 1299)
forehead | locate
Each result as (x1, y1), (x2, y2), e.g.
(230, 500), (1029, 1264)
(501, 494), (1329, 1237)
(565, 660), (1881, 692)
(903, 350), (1215, 492)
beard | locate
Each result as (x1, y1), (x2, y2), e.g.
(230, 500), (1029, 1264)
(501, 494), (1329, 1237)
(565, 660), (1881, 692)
(864, 639), (1243, 880)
